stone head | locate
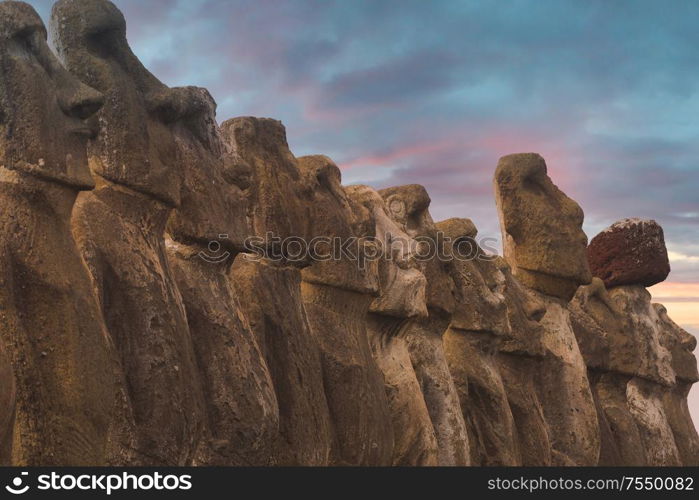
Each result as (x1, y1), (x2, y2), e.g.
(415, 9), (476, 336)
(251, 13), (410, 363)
(436, 218), (511, 338)
(346, 184), (427, 319)
(166, 87), (249, 253)
(0, 1), (103, 189)
(654, 303), (698, 384)
(494, 153), (591, 300)
(51, 0), (186, 206)
(379, 184), (455, 316)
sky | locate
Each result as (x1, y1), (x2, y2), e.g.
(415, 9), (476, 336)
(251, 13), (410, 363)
(29, 0), (698, 420)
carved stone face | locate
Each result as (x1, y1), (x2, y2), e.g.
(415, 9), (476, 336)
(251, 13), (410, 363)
(346, 185), (427, 319)
(569, 278), (642, 374)
(298, 155), (378, 294)
(496, 257), (546, 357)
(379, 185), (455, 316)
(494, 153), (592, 300)
(608, 286), (675, 386)
(654, 303), (698, 384)
(0, 1), (103, 189)
(166, 87), (249, 253)
(51, 0), (184, 206)
(436, 218), (511, 337)
(219, 117), (311, 249)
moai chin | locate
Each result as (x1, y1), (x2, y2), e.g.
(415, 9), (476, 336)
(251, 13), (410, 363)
(297, 156), (394, 466)
(51, 0), (206, 465)
(165, 87), (279, 465)
(0, 1), (125, 465)
(379, 186), (470, 466)
(222, 117), (334, 465)
(346, 185), (436, 466)
(437, 218), (520, 466)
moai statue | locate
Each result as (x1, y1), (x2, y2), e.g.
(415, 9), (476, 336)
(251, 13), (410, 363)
(587, 218), (681, 465)
(495, 258), (553, 466)
(494, 153), (599, 465)
(655, 304), (699, 465)
(51, 0), (206, 465)
(437, 218), (520, 466)
(297, 157), (394, 466)
(0, 1), (126, 465)
(165, 88), (278, 465)
(379, 185), (470, 465)
(346, 185), (437, 466)
(221, 117), (333, 465)
(570, 278), (646, 465)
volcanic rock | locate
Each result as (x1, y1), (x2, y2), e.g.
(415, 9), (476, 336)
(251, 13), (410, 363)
(587, 218), (670, 288)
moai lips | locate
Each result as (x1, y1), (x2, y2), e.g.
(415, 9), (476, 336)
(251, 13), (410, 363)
(379, 185), (470, 466)
(0, 1), (126, 466)
(494, 153), (592, 301)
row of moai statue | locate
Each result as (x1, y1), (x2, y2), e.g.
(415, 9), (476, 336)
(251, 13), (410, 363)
(0, 0), (697, 466)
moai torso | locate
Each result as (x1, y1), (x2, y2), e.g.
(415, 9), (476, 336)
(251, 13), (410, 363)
(495, 258), (552, 466)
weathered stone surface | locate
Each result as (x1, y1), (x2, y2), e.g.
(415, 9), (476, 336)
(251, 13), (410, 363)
(298, 158), (392, 466)
(0, 1), (128, 466)
(655, 304), (699, 465)
(531, 292), (600, 465)
(0, 342), (14, 465)
(52, 0), (183, 206)
(53, 0), (206, 465)
(347, 185), (436, 466)
(570, 278), (642, 375)
(587, 219), (670, 288)
(608, 286), (674, 386)
(231, 256), (333, 465)
(438, 219), (519, 466)
(495, 258), (553, 466)
(626, 377), (680, 465)
(165, 88), (278, 465)
(494, 153), (592, 301)
(219, 117), (312, 251)
(591, 373), (646, 465)
(569, 278), (643, 464)
(380, 185), (470, 466)
(222, 119), (333, 465)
